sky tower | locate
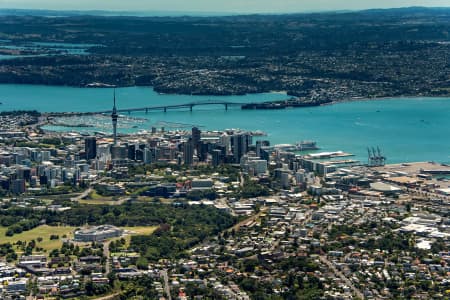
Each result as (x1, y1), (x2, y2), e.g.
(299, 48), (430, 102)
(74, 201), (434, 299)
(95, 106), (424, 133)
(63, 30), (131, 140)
(112, 89), (118, 145)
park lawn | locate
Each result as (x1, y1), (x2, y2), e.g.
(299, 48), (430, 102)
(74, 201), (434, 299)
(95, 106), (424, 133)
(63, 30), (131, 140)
(119, 226), (158, 247)
(123, 226), (158, 235)
(0, 225), (76, 251)
(78, 199), (119, 205)
(136, 196), (173, 204)
(78, 190), (120, 203)
(87, 190), (106, 200)
(78, 191), (126, 205)
(0, 225), (157, 254)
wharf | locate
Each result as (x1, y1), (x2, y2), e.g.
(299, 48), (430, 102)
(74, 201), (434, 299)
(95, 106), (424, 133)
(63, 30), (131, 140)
(373, 162), (450, 175)
(320, 159), (360, 165)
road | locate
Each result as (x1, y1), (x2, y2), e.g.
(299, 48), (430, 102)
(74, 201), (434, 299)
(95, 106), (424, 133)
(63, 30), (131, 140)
(71, 177), (110, 202)
(228, 207), (267, 233)
(161, 269), (172, 300)
(319, 255), (365, 300)
(103, 241), (111, 275)
(406, 187), (449, 202)
(92, 293), (120, 300)
(71, 188), (129, 205)
(70, 187), (92, 201)
(301, 210), (313, 226)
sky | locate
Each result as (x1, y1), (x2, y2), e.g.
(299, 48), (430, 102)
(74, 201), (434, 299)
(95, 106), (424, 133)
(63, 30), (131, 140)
(0, 0), (449, 14)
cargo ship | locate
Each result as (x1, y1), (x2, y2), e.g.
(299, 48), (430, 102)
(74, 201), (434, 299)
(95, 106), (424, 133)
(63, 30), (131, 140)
(273, 141), (320, 152)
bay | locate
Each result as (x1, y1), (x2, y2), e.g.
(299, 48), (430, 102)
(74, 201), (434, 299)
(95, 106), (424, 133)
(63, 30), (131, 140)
(0, 84), (448, 164)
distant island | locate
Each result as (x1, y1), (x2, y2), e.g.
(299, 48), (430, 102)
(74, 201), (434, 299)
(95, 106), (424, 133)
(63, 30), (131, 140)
(0, 7), (449, 102)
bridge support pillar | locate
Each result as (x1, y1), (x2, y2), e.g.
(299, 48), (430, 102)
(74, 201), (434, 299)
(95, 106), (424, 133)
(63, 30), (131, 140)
(145, 108), (148, 114)
(225, 104), (228, 111)
(190, 105), (193, 112)
(164, 107), (167, 113)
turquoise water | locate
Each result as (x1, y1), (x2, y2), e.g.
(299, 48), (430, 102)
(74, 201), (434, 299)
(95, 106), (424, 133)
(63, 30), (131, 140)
(0, 84), (449, 164)
(0, 84), (285, 112)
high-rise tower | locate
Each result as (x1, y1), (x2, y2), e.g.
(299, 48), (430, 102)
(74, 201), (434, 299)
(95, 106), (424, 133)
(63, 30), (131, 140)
(85, 136), (97, 160)
(192, 127), (201, 149)
(112, 89), (118, 145)
(232, 133), (251, 163)
(183, 138), (194, 166)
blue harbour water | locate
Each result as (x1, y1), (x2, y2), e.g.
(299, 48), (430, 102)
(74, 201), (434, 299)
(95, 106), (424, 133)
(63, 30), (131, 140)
(0, 84), (449, 164)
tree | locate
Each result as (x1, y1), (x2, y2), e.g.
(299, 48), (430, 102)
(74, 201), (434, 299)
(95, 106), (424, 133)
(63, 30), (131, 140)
(242, 259), (258, 273)
(406, 203), (412, 212)
(85, 280), (111, 296)
(136, 257), (149, 270)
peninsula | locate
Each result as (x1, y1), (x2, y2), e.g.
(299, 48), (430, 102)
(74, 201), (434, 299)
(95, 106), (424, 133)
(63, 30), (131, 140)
(0, 7), (449, 102)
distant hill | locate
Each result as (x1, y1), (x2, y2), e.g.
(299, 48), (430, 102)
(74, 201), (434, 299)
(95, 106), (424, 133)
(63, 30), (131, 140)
(0, 8), (235, 17)
(0, 6), (449, 18)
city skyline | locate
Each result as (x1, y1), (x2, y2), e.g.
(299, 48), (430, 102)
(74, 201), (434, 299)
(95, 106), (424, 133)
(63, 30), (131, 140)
(0, 0), (450, 14)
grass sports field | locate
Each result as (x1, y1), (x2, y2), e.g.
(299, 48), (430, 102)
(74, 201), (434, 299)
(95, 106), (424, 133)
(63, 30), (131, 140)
(0, 225), (76, 251)
(0, 225), (158, 252)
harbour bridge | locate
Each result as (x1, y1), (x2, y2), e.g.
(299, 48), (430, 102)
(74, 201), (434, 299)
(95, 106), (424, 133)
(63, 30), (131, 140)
(94, 99), (245, 114)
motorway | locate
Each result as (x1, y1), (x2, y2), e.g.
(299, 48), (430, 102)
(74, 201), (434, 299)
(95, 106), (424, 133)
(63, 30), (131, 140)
(70, 187), (93, 201)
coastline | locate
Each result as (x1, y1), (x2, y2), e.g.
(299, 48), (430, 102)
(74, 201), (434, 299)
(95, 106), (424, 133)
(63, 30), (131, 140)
(327, 95), (450, 106)
(11, 83), (449, 165)
(0, 82), (449, 110)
